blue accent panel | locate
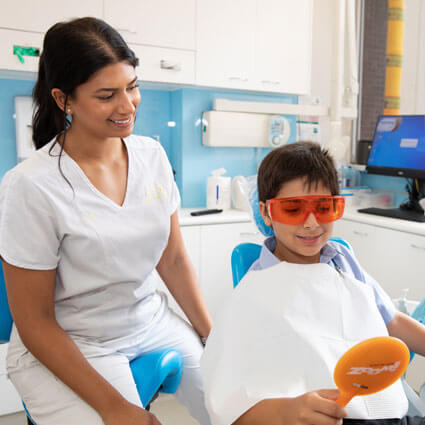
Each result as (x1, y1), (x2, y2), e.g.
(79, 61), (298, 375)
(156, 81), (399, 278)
(0, 80), (173, 179)
(177, 88), (297, 207)
(133, 89), (173, 157)
(170, 90), (184, 196)
(0, 79), (34, 178)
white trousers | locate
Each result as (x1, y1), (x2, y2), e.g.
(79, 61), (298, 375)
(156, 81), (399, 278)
(9, 308), (211, 425)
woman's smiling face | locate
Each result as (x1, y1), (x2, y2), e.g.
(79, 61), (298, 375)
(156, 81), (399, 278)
(67, 61), (141, 140)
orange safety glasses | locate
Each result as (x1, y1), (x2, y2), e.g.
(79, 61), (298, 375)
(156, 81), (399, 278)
(266, 195), (345, 225)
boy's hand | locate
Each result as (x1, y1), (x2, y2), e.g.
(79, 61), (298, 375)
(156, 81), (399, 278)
(281, 389), (347, 425)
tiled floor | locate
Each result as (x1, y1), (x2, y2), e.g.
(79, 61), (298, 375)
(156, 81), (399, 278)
(0, 395), (199, 425)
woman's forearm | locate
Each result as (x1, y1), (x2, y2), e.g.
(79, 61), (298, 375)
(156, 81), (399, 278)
(158, 255), (212, 338)
(17, 318), (127, 420)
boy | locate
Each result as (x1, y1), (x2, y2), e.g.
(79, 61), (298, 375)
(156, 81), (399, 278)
(201, 141), (425, 425)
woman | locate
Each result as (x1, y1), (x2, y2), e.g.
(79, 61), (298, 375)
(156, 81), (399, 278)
(0, 17), (212, 425)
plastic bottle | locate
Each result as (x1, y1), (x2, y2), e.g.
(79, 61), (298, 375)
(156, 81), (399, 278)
(207, 168), (231, 210)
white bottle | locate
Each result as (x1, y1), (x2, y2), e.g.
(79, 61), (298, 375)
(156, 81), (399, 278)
(207, 168), (231, 210)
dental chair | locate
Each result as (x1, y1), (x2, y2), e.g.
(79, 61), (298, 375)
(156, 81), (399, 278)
(0, 263), (183, 424)
(231, 240), (425, 416)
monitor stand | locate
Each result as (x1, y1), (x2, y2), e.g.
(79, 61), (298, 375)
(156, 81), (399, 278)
(358, 178), (425, 223)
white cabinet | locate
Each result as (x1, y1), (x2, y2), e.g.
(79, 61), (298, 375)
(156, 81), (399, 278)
(196, 0), (256, 90)
(196, 0), (313, 94)
(0, 29), (43, 73)
(0, 1), (102, 73)
(130, 44), (195, 84)
(160, 218), (263, 320)
(333, 218), (425, 300)
(104, 0), (196, 50)
(199, 222), (263, 318)
(104, 0), (196, 85)
(0, 0), (103, 33)
(255, 0), (312, 94)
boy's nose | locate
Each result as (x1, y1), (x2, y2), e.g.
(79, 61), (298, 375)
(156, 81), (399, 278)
(303, 211), (320, 228)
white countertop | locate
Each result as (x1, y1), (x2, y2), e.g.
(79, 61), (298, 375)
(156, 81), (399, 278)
(178, 207), (425, 237)
(178, 208), (251, 226)
(342, 208), (425, 237)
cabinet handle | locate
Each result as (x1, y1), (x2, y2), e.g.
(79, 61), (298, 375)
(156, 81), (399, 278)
(116, 27), (137, 34)
(410, 243), (425, 251)
(240, 231), (259, 237)
(261, 80), (280, 85)
(353, 230), (368, 237)
(227, 76), (248, 82)
(160, 60), (181, 71)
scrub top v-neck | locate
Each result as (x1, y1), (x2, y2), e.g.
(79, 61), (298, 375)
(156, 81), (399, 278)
(0, 134), (180, 372)
(64, 138), (132, 209)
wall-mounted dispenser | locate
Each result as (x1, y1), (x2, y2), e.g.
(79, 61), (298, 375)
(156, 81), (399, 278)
(201, 110), (291, 148)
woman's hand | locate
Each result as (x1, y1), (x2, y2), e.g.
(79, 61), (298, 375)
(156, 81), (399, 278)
(102, 400), (162, 425)
(280, 389), (347, 425)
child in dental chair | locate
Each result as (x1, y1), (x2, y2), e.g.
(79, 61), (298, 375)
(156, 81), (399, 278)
(201, 141), (425, 425)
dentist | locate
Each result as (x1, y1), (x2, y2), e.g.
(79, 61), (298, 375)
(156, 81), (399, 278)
(0, 17), (212, 425)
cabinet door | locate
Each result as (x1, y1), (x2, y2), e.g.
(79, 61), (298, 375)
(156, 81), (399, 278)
(104, 0), (196, 50)
(333, 219), (425, 300)
(0, 0), (103, 33)
(0, 29), (43, 72)
(255, 0), (312, 94)
(130, 44), (195, 84)
(199, 222), (264, 318)
(196, 0), (256, 90)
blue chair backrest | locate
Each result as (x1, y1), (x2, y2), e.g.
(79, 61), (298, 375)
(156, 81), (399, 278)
(231, 237), (352, 288)
(231, 243), (262, 288)
(0, 263), (13, 343)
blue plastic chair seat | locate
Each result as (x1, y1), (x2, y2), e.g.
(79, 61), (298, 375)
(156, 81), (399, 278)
(130, 348), (183, 408)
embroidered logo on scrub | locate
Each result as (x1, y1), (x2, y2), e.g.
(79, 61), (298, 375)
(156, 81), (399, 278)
(145, 184), (168, 202)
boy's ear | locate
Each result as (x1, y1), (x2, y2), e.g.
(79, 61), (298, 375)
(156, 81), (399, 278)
(259, 201), (272, 227)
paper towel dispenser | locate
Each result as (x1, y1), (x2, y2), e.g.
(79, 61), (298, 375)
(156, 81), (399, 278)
(201, 110), (290, 148)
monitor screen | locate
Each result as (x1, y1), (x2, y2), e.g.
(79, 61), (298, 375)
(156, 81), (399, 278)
(367, 115), (425, 179)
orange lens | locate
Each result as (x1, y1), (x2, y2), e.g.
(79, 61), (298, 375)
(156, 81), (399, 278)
(266, 196), (345, 225)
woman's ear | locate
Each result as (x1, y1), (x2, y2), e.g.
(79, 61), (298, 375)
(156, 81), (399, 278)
(259, 201), (272, 227)
(50, 88), (68, 112)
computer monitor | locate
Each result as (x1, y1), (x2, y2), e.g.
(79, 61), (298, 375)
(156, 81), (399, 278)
(358, 115), (425, 222)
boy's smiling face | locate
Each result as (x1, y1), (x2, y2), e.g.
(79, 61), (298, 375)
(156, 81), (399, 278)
(260, 177), (334, 264)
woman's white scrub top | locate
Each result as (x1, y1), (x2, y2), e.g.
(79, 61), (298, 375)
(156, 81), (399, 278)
(0, 135), (180, 372)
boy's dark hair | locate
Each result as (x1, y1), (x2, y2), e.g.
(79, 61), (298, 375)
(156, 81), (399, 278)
(257, 141), (340, 202)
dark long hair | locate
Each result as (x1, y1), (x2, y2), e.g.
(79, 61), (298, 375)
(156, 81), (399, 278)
(32, 17), (139, 149)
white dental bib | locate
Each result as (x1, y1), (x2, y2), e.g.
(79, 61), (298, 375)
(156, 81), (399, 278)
(201, 261), (408, 425)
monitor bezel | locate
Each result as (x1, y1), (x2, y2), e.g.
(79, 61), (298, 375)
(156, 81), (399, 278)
(366, 114), (425, 180)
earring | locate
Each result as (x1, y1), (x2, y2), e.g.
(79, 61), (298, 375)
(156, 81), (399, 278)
(67, 108), (71, 114)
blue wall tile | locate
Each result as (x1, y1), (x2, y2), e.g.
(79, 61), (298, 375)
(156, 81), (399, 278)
(173, 88), (297, 207)
(3, 78), (409, 210)
(0, 79), (173, 178)
(0, 79), (34, 177)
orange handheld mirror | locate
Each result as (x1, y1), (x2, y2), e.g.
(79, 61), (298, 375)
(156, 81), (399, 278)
(334, 336), (410, 406)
